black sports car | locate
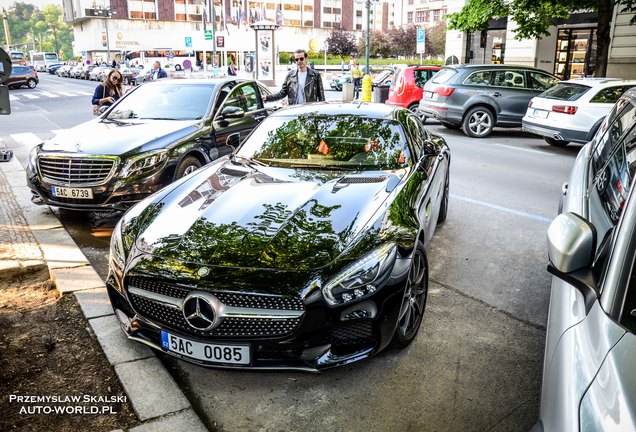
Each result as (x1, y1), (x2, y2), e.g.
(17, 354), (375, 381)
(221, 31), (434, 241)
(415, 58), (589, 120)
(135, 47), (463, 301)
(26, 78), (272, 211)
(107, 102), (450, 371)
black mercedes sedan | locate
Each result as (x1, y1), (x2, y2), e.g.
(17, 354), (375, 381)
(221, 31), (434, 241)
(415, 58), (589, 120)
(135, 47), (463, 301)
(26, 78), (272, 211)
(107, 102), (450, 371)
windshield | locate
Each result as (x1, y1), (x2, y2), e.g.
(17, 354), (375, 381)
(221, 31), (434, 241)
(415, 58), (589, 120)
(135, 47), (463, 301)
(540, 83), (590, 101)
(237, 114), (411, 171)
(106, 83), (215, 120)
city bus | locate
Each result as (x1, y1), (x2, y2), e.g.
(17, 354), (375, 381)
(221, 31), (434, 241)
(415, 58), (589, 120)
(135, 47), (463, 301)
(123, 49), (195, 71)
(30, 52), (60, 72)
(9, 51), (27, 66)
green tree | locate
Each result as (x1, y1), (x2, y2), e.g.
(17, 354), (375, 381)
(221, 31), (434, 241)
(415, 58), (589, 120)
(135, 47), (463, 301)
(446, 0), (636, 77)
(358, 30), (392, 58)
(427, 22), (447, 58)
(388, 25), (417, 58)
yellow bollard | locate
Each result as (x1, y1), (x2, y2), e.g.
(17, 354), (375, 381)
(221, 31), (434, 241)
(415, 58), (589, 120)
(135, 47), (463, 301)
(361, 75), (372, 102)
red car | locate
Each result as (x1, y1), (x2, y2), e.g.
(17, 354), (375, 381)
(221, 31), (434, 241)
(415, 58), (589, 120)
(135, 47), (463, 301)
(386, 65), (440, 121)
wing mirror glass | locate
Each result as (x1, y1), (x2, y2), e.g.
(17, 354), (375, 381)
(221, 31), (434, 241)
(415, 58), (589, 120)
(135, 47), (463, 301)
(547, 212), (596, 273)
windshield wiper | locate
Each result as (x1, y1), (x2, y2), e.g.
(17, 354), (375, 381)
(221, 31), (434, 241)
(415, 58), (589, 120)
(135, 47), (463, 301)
(231, 155), (266, 167)
(286, 164), (358, 171)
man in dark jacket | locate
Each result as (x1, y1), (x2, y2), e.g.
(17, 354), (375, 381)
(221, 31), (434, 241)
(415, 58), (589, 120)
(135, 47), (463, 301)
(264, 49), (325, 105)
(152, 61), (168, 80)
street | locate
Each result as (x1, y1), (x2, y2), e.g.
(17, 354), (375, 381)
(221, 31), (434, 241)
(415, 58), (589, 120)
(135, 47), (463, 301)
(1, 72), (580, 431)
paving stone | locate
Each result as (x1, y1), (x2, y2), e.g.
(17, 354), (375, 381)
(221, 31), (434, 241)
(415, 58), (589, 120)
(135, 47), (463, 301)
(31, 228), (91, 269)
(115, 357), (190, 421)
(128, 409), (208, 432)
(88, 315), (153, 365)
(50, 265), (105, 293)
(75, 287), (115, 319)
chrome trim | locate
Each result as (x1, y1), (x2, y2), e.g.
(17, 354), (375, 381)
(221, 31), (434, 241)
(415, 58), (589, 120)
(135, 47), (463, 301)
(37, 153), (119, 187)
(128, 286), (305, 320)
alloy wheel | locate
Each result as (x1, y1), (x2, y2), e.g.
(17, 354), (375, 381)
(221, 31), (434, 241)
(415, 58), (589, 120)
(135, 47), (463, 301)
(396, 246), (428, 342)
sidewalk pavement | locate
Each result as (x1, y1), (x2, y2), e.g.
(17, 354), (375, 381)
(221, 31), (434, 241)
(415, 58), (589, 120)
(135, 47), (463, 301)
(0, 146), (208, 431)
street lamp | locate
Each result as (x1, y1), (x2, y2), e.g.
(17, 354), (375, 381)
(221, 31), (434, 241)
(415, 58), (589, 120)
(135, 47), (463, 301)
(87, 5), (115, 64)
(250, 20), (279, 86)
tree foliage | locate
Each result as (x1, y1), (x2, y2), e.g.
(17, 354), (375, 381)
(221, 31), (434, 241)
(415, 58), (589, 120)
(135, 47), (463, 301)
(388, 25), (418, 57)
(325, 29), (358, 59)
(427, 22), (447, 57)
(1, 2), (73, 59)
(446, 0), (636, 76)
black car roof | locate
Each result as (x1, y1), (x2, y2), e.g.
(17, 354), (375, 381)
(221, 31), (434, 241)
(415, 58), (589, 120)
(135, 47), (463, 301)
(270, 102), (403, 120)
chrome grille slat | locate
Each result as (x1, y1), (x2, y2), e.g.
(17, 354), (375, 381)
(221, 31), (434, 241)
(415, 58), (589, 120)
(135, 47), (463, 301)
(38, 156), (115, 186)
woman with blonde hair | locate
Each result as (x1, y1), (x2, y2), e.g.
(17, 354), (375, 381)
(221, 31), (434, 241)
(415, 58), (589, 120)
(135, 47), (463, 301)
(91, 68), (124, 114)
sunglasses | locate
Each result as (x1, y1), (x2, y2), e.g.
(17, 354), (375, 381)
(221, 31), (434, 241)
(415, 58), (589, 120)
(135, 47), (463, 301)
(294, 57), (305, 62)
(112, 76), (122, 81)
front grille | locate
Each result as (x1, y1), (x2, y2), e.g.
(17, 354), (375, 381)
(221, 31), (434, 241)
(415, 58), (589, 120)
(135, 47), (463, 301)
(38, 156), (115, 186)
(126, 277), (305, 338)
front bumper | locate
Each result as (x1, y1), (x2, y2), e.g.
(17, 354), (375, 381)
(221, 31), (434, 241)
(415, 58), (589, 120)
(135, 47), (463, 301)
(26, 159), (177, 212)
(106, 254), (412, 371)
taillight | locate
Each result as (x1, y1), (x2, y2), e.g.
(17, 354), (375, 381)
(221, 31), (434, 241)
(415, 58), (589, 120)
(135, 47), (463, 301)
(435, 87), (455, 97)
(552, 105), (578, 115)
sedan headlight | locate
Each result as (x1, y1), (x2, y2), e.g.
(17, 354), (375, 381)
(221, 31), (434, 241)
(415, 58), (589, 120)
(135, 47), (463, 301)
(322, 243), (397, 306)
(122, 150), (169, 178)
(109, 219), (126, 269)
(28, 145), (40, 169)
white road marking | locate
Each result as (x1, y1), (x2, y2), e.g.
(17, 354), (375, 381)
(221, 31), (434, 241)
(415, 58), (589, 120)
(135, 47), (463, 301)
(21, 93), (39, 99)
(38, 91), (59, 98)
(56, 91), (77, 97)
(51, 130), (67, 135)
(450, 194), (553, 223)
(10, 132), (43, 148)
(9, 95), (18, 101)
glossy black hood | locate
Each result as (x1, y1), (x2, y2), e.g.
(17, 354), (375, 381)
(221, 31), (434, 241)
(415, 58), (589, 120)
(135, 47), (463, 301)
(40, 118), (199, 155)
(133, 160), (402, 271)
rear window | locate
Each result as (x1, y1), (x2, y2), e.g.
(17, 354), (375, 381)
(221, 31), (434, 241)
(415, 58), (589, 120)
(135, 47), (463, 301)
(431, 68), (457, 84)
(540, 83), (590, 101)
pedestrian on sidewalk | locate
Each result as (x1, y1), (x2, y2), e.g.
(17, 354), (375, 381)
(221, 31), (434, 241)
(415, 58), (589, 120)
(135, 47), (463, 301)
(152, 61), (168, 80)
(227, 59), (237, 76)
(91, 69), (124, 115)
(351, 63), (363, 99)
(263, 49), (325, 105)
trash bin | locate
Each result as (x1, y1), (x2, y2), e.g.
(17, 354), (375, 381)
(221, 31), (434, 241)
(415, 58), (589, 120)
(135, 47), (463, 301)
(342, 83), (354, 102)
(372, 84), (390, 103)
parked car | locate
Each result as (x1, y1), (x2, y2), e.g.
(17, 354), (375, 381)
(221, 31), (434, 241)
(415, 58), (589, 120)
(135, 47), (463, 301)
(79, 65), (96, 80)
(5, 65), (39, 89)
(47, 63), (64, 74)
(386, 65), (441, 119)
(89, 66), (110, 81)
(372, 69), (394, 86)
(330, 74), (351, 91)
(106, 102), (451, 370)
(121, 67), (143, 85)
(56, 64), (73, 77)
(522, 78), (636, 147)
(132, 68), (153, 85)
(535, 87), (636, 431)
(418, 64), (559, 137)
(69, 64), (84, 79)
(27, 78), (272, 211)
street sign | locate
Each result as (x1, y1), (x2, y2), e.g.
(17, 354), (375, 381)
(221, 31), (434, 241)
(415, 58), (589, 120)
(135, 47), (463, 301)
(216, 36), (224, 47)
(204, 30), (212, 41)
(185, 36), (193, 47)
(416, 28), (426, 54)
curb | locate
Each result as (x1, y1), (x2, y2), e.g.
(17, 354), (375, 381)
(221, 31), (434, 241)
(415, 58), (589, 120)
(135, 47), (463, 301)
(0, 152), (208, 432)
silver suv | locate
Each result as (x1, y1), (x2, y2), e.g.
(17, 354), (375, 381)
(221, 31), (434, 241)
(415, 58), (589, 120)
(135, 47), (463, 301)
(418, 64), (559, 138)
(536, 87), (636, 431)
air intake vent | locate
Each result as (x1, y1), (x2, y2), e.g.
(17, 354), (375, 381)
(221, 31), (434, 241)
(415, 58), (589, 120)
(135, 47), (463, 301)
(220, 167), (250, 177)
(38, 156), (115, 186)
(338, 176), (386, 184)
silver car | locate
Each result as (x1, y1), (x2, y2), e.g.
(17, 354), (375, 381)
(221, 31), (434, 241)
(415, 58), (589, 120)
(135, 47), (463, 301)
(535, 87), (636, 431)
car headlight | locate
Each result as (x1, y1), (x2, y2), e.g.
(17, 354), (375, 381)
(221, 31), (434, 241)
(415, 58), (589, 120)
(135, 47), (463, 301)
(109, 219), (127, 269)
(28, 145), (40, 169)
(122, 150), (169, 178)
(322, 243), (397, 306)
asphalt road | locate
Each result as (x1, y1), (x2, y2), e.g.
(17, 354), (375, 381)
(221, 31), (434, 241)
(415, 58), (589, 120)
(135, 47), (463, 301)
(1, 72), (581, 431)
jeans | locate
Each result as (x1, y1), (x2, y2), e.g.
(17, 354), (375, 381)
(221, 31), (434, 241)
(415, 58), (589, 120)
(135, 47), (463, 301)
(353, 78), (361, 99)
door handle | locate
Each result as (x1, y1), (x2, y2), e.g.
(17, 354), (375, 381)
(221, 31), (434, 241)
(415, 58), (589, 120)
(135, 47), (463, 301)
(492, 92), (502, 97)
(254, 115), (267, 121)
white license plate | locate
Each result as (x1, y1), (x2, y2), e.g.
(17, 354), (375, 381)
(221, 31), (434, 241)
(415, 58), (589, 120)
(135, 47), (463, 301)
(160, 331), (250, 365)
(532, 109), (549, 119)
(51, 186), (93, 199)
(425, 91), (434, 99)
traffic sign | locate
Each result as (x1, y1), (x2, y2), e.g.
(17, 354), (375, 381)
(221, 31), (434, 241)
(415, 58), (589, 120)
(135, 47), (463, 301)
(416, 28), (426, 54)
(205, 30), (213, 41)
(185, 36), (193, 47)
(216, 36), (224, 47)
(183, 59), (192, 69)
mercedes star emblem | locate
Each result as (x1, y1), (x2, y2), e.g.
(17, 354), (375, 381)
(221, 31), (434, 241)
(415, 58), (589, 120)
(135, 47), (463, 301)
(182, 292), (218, 331)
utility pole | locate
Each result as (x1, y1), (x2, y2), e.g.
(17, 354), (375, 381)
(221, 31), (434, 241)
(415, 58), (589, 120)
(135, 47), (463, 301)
(365, 0), (370, 74)
(2, 12), (11, 51)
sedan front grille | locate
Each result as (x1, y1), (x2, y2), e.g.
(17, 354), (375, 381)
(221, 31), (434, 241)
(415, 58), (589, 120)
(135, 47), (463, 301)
(38, 156), (115, 186)
(126, 277), (305, 338)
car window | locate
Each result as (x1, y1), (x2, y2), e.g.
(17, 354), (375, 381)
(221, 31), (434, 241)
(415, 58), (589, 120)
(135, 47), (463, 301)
(414, 70), (430, 88)
(240, 83), (260, 112)
(590, 86), (635, 104)
(463, 71), (492, 86)
(431, 68), (457, 84)
(527, 72), (559, 91)
(540, 83), (589, 101)
(493, 70), (525, 88)
(223, 87), (246, 111)
(591, 101), (636, 223)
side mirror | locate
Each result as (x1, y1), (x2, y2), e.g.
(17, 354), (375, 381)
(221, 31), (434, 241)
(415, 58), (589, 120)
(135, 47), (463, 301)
(546, 212), (599, 313)
(220, 106), (245, 119)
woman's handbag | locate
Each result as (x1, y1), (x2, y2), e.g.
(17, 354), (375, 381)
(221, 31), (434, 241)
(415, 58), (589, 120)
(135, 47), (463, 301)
(92, 85), (106, 115)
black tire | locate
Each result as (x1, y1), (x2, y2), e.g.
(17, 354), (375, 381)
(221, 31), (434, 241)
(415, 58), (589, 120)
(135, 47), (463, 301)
(544, 137), (569, 147)
(174, 155), (202, 179)
(440, 122), (461, 130)
(27, 79), (37, 89)
(174, 64), (182, 71)
(462, 106), (495, 138)
(437, 170), (449, 223)
(392, 242), (428, 348)
(408, 103), (427, 124)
